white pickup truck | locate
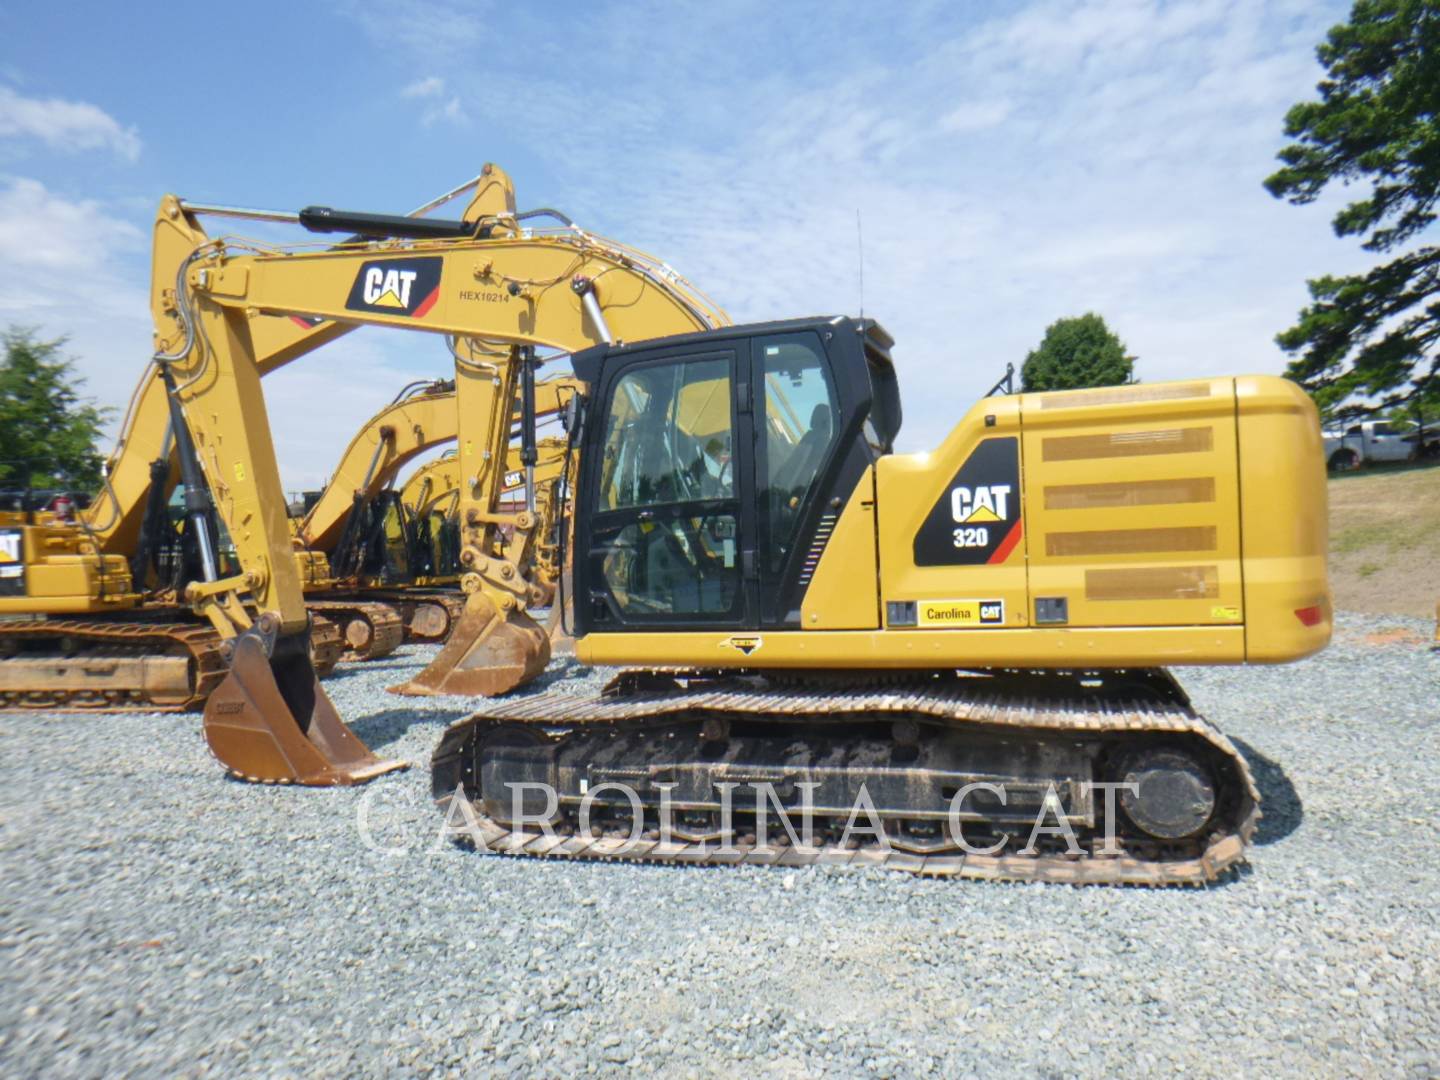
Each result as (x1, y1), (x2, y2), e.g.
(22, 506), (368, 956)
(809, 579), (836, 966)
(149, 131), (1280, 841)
(1323, 420), (1416, 471)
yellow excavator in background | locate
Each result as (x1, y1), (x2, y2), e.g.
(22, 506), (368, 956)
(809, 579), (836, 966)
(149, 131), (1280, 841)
(0, 166), (606, 710)
(292, 374), (580, 644)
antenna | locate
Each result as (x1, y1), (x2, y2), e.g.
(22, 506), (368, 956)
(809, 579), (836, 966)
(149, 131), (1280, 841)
(856, 209), (865, 322)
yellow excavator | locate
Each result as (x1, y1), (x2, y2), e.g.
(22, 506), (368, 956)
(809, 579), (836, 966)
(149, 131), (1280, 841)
(432, 320), (1332, 884)
(109, 170), (1330, 884)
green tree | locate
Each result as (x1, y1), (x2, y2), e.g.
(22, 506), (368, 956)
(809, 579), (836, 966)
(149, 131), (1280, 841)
(1020, 313), (1135, 393)
(0, 328), (111, 491)
(1264, 0), (1440, 423)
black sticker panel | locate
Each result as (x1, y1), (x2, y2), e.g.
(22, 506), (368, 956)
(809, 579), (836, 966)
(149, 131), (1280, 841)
(344, 256), (443, 318)
(912, 437), (1023, 566)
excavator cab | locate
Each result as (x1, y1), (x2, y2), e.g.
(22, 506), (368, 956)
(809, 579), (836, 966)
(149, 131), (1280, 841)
(573, 316), (897, 634)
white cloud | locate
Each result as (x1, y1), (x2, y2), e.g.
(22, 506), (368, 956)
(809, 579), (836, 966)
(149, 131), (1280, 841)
(0, 177), (142, 269)
(530, 0), (1365, 449)
(397, 76), (466, 126)
(337, 0), (1370, 456)
(0, 86), (140, 161)
(339, 0), (486, 58)
(426, 95), (467, 127)
(0, 177), (150, 436)
(401, 75), (444, 99)
(939, 100), (1012, 133)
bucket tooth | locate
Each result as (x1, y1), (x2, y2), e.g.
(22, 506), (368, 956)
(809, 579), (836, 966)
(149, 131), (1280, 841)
(389, 592), (548, 697)
(202, 627), (407, 786)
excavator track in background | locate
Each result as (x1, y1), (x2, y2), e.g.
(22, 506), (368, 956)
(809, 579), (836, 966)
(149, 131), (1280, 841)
(0, 619), (226, 711)
(309, 615), (344, 677)
(0, 615), (347, 711)
(432, 670), (1259, 886)
(344, 590), (467, 643)
(303, 600), (406, 662)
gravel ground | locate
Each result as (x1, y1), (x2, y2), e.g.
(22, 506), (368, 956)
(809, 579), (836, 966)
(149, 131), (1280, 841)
(1, 611), (1437, 1078)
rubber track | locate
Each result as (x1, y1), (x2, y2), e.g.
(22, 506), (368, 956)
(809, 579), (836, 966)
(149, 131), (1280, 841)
(434, 680), (1260, 887)
(304, 600), (405, 661)
(0, 619), (227, 712)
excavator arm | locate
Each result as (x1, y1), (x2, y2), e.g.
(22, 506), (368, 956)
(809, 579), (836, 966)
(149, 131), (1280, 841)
(398, 451), (462, 518)
(157, 175), (725, 783)
(299, 379), (458, 558)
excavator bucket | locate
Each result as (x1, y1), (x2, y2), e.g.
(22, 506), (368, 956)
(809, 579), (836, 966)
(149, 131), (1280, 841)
(203, 626), (407, 786)
(390, 592), (549, 697)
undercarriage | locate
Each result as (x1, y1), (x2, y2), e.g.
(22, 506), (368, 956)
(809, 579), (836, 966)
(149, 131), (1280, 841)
(432, 669), (1258, 886)
(0, 612), (344, 710)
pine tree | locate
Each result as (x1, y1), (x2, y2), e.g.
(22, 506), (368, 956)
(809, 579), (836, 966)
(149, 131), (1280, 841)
(1020, 314), (1136, 393)
(1265, 0), (1440, 422)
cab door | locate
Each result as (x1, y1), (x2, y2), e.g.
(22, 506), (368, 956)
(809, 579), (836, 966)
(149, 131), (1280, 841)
(582, 347), (758, 631)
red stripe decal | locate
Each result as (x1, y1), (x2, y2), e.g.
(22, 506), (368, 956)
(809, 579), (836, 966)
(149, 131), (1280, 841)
(988, 519), (1023, 564)
(290, 315), (315, 329)
(412, 286), (440, 318)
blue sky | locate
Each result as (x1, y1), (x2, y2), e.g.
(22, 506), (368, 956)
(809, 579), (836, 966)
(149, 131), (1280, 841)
(1, 0), (1365, 489)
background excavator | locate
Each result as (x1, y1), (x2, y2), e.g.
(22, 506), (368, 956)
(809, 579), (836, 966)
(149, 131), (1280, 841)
(292, 373), (580, 645)
(0, 166), (639, 711)
(396, 435), (572, 604)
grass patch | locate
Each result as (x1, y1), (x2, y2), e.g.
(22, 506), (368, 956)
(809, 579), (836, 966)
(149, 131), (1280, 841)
(1327, 462), (1440, 617)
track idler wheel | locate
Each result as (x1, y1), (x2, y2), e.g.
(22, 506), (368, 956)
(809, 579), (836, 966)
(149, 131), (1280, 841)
(1114, 746), (1217, 840)
(389, 592), (549, 698)
(203, 619), (407, 786)
(405, 602), (452, 642)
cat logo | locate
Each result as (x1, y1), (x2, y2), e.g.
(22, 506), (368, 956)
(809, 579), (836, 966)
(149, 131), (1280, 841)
(345, 256), (443, 318)
(721, 635), (763, 656)
(913, 438), (1025, 568)
(950, 483), (1012, 524)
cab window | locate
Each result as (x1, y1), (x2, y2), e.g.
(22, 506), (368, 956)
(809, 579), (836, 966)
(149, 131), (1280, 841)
(596, 358), (733, 512)
(757, 334), (838, 577)
(592, 354), (741, 620)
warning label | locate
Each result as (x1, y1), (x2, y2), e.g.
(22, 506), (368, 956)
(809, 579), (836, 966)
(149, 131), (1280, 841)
(918, 599), (1005, 628)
